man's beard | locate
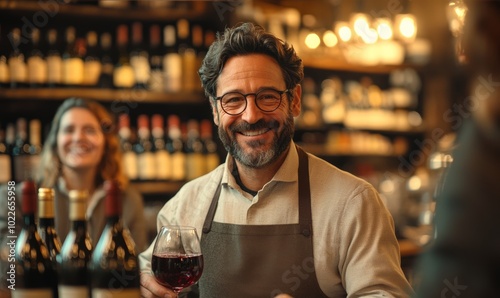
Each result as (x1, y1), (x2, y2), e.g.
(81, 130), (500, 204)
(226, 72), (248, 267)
(218, 112), (295, 169)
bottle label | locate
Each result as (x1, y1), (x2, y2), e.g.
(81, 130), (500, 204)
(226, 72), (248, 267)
(0, 155), (12, 183)
(63, 58), (84, 85)
(187, 153), (205, 180)
(148, 70), (163, 92)
(58, 285), (89, 298)
(8, 56), (27, 83)
(83, 60), (102, 86)
(123, 151), (138, 180)
(138, 152), (156, 180)
(130, 55), (150, 84)
(171, 152), (186, 181)
(113, 65), (135, 88)
(91, 288), (140, 298)
(205, 153), (220, 174)
(13, 155), (32, 182)
(11, 289), (52, 298)
(0, 58), (9, 83)
(163, 53), (182, 92)
(47, 55), (62, 84)
(27, 56), (48, 84)
(155, 150), (171, 179)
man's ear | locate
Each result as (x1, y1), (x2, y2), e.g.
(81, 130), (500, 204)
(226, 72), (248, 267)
(291, 84), (302, 117)
(211, 99), (220, 126)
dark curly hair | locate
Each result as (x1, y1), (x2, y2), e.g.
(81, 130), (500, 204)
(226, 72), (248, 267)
(198, 22), (304, 101)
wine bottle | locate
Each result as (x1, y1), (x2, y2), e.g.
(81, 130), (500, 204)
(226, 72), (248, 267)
(178, 19), (197, 93)
(151, 114), (171, 180)
(12, 118), (31, 182)
(29, 119), (43, 172)
(148, 24), (163, 92)
(97, 32), (114, 89)
(27, 28), (48, 88)
(90, 180), (140, 297)
(130, 22), (150, 90)
(135, 114), (156, 180)
(113, 24), (135, 89)
(8, 28), (28, 89)
(83, 31), (102, 87)
(5, 123), (15, 182)
(118, 113), (138, 180)
(13, 180), (55, 298)
(0, 24), (10, 88)
(162, 24), (182, 93)
(58, 190), (93, 298)
(0, 127), (12, 183)
(38, 187), (62, 298)
(200, 119), (220, 174)
(185, 119), (205, 180)
(46, 28), (63, 88)
(62, 26), (84, 87)
(167, 115), (186, 181)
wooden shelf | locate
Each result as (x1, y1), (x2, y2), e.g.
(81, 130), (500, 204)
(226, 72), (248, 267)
(0, 1), (213, 22)
(0, 88), (205, 104)
(298, 143), (399, 158)
(131, 181), (186, 195)
(302, 55), (417, 74)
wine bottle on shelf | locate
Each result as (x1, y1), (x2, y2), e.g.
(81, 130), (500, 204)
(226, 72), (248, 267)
(29, 119), (43, 172)
(38, 187), (62, 298)
(130, 21), (150, 90)
(27, 28), (48, 88)
(0, 128), (12, 183)
(135, 114), (156, 180)
(83, 31), (102, 87)
(114, 24), (135, 89)
(162, 24), (182, 93)
(186, 119), (205, 180)
(90, 180), (140, 297)
(97, 32), (114, 89)
(201, 119), (220, 174)
(118, 113), (138, 180)
(12, 118), (32, 182)
(5, 123), (15, 181)
(13, 181), (55, 298)
(62, 26), (84, 87)
(192, 24), (205, 92)
(0, 25), (10, 88)
(46, 28), (63, 88)
(178, 19), (197, 93)
(167, 115), (186, 181)
(148, 24), (163, 92)
(151, 114), (171, 180)
(58, 190), (93, 298)
(8, 28), (28, 89)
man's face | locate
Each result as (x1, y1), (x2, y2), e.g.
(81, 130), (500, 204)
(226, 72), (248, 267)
(212, 54), (301, 169)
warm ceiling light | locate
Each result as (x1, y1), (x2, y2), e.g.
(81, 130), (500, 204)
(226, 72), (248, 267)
(323, 30), (338, 47)
(305, 32), (321, 49)
(335, 22), (352, 42)
(396, 14), (417, 41)
(351, 13), (371, 38)
(375, 18), (393, 40)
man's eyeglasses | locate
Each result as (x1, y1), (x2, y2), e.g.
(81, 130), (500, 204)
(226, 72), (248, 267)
(214, 88), (290, 116)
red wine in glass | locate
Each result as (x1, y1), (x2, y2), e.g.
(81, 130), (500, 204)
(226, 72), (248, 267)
(152, 253), (204, 292)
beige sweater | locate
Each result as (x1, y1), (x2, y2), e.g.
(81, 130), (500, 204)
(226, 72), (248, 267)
(139, 142), (412, 297)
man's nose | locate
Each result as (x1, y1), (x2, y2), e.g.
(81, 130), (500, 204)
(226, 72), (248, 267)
(240, 96), (263, 124)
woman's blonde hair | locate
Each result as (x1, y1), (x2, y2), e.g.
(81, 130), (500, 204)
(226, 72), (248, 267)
(36, 97), (128, 189)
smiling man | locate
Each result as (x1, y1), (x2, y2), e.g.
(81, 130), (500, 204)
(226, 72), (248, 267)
(139, 23), (412, 298)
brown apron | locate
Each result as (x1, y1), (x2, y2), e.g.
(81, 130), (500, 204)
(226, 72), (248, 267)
(199, 147), (328, 298)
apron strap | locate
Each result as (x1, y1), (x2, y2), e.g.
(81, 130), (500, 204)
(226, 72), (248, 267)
(296, 145), (312, 237)
(202, 144), (312, 237)
(202, 181), (222, 234)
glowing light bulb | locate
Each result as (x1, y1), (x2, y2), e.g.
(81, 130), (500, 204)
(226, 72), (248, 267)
(396, 14), (417, 41)
(335, 22), (352, 42)
(323, 30), (338, 48)
(351, 13), (370, 38)
(305, 33), (321, 49)
(375, 18), (393, 40)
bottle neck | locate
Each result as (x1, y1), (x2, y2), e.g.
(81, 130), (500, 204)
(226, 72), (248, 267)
(72, 219), (87, 230)
(23, 213), (36, 228)
(38, 217), (55, 228)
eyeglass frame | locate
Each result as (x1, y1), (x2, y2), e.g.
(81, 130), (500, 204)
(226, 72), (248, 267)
(213, 88), (292, 116)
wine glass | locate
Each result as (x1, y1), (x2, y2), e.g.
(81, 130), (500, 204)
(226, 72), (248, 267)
(152, 226), (204, 295)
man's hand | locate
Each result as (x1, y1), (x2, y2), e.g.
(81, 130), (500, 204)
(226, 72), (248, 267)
(140, 272), (177, 298)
